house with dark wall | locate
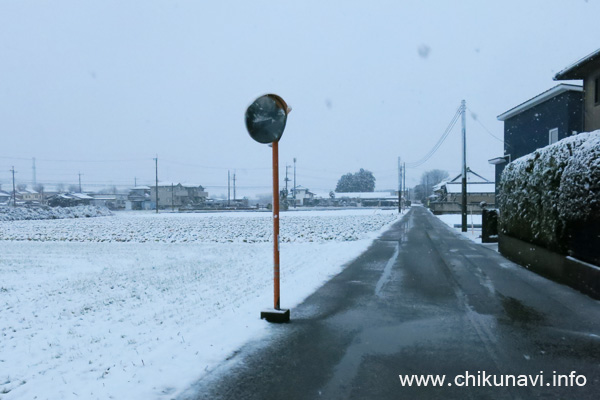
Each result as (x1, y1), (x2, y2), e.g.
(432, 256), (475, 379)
(489, 84), (584, 194)
(554, 48), (600, 132)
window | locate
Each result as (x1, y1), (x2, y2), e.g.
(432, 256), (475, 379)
(595, 77), (600, 105)
(549, 128), (559, 144)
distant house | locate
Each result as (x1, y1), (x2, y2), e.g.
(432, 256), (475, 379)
(150, 183), (208, 209)
(554, 48), (600, 132)
(181, 184), (208, 206)
(19, 189), (42, 203)
(47, 193), (92, 207)
(430, 169), (495, 214)
(331, 191), (398, 207)
(92, 194), (119, 210)
(126, 186), (152, 210)
(489, 84), (584, 195)
(0, 190), (11, 205)
(290, 186), (315, 206)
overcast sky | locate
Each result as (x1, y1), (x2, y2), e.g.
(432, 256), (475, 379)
(1, 0), (599, 197)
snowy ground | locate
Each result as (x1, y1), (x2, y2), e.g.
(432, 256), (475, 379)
(434, 212), (482, 244)
(0, 205), (112, 222)
(0, 209), (401, 400)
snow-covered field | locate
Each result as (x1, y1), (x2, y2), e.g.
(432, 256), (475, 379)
(0, 209), (399, 400)
(0, 205), (112, 222)
(435, 212), (482, 244)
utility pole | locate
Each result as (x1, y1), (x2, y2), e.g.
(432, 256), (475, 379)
(285, 165), (291, 194)
(154, 156), (159, 213)
(134, 177), (137, 187)
(293, 157), (297, 208)
(397, 157), (402, 213)
(171, 183), (174, 211)
(228, 170), (231, 206)
(461, 99), (468, 232)
(233, 171), (236, 201)
(403, 162), (406, 208)
(10, 166), (16, 207)
(32, 158), (36, 187)
(78, 172), (83, 193)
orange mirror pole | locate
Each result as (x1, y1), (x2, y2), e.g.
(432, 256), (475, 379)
(272, 139), (281, 310)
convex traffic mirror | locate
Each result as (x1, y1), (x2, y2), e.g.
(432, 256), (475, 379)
(245, 94), (291, 144)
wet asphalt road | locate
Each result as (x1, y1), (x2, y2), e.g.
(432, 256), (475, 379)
(181, 206), (600, 400)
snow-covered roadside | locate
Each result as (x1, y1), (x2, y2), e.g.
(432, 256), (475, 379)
(435, 213), (482, 244)
(0, 209), (402, 400)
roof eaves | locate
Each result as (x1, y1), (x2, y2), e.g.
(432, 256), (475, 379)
(497, 84), (583, 121)
(554, 48), (600, 80)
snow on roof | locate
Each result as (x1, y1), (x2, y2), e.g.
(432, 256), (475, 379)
(130, 186), (151, 190)
(554, 48), (600, 80)
(448, 169), (491, 183)
(497, 84), (583, 121)
(70, 193), (94, 200)
(444, 182), (495, 194)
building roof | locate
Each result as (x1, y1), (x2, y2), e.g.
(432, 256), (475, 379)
(92, 195), (117, 200)
(497, 84), (583, 121)
(447, 169), (491, 183)
(436, 169), (495, 194)
(70, 193), (94, 200)
(130, 185), (151, 190)
(554, 48), (600, 80)
(444, 182), (495, 194)
(155, 182), (182, 187)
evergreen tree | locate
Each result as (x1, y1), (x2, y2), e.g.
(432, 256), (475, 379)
(335, 168), (376, 192)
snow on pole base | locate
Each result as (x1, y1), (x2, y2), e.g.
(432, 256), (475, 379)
(260, 308), (290, 323)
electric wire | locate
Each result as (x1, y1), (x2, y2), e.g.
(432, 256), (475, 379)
(465, 106), (510, 149)
(405, 105), (462, 168)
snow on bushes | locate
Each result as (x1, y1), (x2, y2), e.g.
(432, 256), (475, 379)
(498, 130), (600, 263)
(558, 133), (600, 223)
(0, 205), (112, 221)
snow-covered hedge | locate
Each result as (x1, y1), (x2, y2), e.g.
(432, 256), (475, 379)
(0, 205), (112, 221)
(498, 130), (600, 264)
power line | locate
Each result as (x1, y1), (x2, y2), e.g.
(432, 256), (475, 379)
(406, 105), (462, 168)
(465, 106), (510, 149)
(0, 155), (148, 163)
(161, 159), (271, 171)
